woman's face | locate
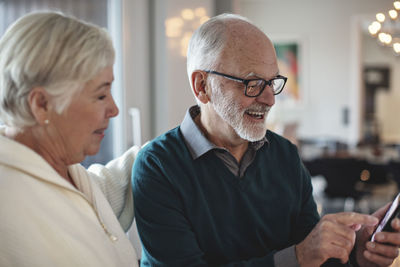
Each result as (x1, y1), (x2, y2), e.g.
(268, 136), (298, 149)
(49, 66), (118, 164)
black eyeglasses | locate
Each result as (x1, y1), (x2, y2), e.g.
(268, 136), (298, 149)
(204, 70), (287, 97)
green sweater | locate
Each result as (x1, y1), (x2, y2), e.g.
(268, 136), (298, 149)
(132, 128), (320, 266)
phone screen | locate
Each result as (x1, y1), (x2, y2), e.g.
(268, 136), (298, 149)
(371, 193), (400, 242)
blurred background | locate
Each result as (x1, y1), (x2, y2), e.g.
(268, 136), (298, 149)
(1, 0), (400, 263)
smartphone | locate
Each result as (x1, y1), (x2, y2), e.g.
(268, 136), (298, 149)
(371, 192), (400, 242)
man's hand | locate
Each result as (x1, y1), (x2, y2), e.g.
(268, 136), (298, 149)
(355, 203), (400, 267)
(295, 212), (378, 267)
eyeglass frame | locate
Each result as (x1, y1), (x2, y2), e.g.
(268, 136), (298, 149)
(203, 70), (287, 97)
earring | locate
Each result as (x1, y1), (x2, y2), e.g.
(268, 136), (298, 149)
(44, 119), (49, 125)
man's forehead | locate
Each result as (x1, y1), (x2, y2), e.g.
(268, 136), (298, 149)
(244, 70), (279, 79)
(215, 22), (278, 77)
(217, 45), (278, 78)
(227, 20), (269, 41)
(225, 28), (275, 57)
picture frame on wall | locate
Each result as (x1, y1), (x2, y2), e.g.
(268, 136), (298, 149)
(363, 66), (390, 90)
(265, 35), (309, 130)
(271, 35), (308, 108)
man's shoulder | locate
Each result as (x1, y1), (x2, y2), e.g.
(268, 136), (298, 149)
(262, 130), (301, 163)
(137, 126), (188, 160)
(266, 130), (296, 149)
(132, 126), (194, 186)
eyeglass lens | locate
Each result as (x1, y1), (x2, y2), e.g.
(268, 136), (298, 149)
(246, 78), (285, 96)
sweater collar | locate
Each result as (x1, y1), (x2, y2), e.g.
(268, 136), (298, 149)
(0, 126), (82, 193)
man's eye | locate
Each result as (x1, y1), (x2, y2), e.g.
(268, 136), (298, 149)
(98, 95), (106, 100)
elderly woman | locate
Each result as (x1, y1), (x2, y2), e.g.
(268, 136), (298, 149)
(0, 12), (138, 266)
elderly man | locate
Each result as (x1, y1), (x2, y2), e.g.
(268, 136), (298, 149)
(132, 14), (400, 266)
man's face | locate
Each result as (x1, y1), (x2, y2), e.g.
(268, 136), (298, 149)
(210, 78), (271, 142)
(208, 25), (279, 142)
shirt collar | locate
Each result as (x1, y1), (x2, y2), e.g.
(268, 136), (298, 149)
(180, 105), (268, 160)
(180, 105), (216, 159)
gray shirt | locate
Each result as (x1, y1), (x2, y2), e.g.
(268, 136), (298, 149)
(180, 105), (266, 177)
(180, 105), (299, 267)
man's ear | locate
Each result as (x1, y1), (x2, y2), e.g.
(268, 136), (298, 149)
(191, 70), (210, 104)
(28, 87), (51, 125)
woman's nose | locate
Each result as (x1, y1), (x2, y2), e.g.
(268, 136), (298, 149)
(107, 96), (119, 118)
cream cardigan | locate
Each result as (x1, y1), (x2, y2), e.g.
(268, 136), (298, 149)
(0, 130), (138, 267)
(88, 145), (139, 233)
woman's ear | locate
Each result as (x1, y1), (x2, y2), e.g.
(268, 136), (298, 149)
(28, 87), (51, 125)
(191, 71), (210, 104)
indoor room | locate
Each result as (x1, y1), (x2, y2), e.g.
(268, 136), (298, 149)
(1, 0), (400, 266)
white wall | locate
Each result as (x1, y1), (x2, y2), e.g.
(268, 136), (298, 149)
(234, 0), (395, 144)
(116, 0), (214, 147)
(362, 32), (400, 143)
(116, 0), (151, 148)
(122, 0), (398, 146)
(152, 0), (214, 137)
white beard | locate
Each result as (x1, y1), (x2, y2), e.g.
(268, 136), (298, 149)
(210, 82), (270, 142)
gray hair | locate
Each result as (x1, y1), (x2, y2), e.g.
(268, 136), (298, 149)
(0, 11), (115, 128)
(186, 13), (252, 88)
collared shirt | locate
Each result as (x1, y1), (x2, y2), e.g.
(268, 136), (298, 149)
(179, 105), (300, 267)
(180, 105), (267, 178)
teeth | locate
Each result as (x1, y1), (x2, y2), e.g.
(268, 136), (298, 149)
(246, 111), (264, 116)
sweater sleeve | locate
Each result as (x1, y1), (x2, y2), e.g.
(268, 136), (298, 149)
(132, 150), (206, 266)
(292, 160), (351, 267)
(291, 161), (321, 244)
(87, 145), (140, 232)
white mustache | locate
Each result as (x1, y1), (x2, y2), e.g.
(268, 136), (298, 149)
(245, 105), (271, 113)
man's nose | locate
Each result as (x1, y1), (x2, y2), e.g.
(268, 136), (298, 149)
(255, 86), (275, 107)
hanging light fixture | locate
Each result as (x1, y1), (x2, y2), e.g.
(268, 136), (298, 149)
(165, 7), (209, 57)
(394, 1), (400, 10)
(368, 1), (400, 55)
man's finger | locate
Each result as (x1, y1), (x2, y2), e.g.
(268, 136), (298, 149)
(375, 232), (400, 246)
(364, 250), (395, 266)
(391, 218), (400, 231)
(330, 234), (354, 253)
(330, 212), (378, 227)
(366, 241), (399, 258)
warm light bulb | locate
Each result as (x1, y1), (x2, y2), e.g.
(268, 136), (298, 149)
(378, 32), (387, 43)
(389, 9), (398, 19)
(393, 42), (400, 53)
(368, 25), (378, 35)
(181, 9), (194, 20)
(372, 21), (382, 31)
(394, 1), (400, 10)
(368, 22), (382, 35)
(376, 13), (385, 22)
(360, 170), (370, 181)
(379, 33), (393, 45)
(165, 17), (183, 37)
(194, 7), (206, 17)
(369, 21), (382, 36)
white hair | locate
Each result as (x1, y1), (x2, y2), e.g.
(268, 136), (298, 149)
(186, 14), (252, 90)
(0, 11), (115, 128)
